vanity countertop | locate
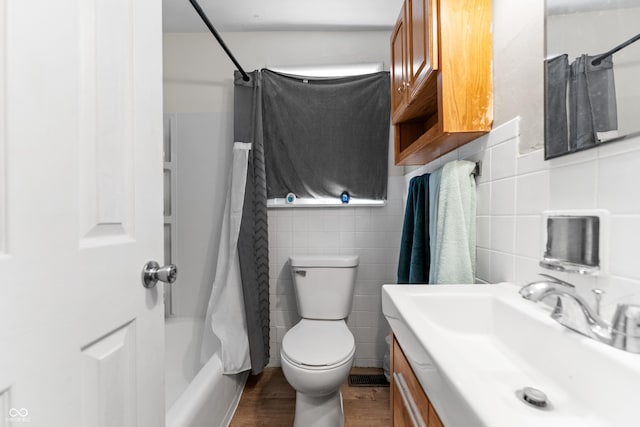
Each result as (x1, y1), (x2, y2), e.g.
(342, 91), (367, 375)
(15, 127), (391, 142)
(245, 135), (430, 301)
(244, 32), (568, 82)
(382, 283), (640, 427)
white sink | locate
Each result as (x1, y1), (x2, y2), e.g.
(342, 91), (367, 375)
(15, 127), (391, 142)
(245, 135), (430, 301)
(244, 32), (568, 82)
(382, 283), (640, 427)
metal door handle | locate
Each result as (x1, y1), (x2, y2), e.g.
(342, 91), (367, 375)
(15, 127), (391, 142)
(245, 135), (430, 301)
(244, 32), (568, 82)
(141, 261), (177, 289)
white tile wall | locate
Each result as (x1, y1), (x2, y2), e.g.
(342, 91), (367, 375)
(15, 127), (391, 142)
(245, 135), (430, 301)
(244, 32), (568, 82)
(407, 117), (640, 319)
(266, 116), (640, 369)
(267, 176), (405, 367)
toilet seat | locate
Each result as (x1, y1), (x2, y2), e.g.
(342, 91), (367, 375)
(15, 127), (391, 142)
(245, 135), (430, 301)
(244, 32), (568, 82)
(281, 319), (355, 369)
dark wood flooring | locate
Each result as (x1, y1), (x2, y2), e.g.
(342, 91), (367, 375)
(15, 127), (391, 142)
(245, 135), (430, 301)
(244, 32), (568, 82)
(230, 367), (391, 427)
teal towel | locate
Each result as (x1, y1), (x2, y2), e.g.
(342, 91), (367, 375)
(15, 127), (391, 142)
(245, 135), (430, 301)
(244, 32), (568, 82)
(429, 160), (476, 284)
(397, 174), (430, 283)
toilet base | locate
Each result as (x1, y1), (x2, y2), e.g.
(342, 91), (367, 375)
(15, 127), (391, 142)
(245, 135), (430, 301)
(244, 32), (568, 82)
(293, 390), (344, 427)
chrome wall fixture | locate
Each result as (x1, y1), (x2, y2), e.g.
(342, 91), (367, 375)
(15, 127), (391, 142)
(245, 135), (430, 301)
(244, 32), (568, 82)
(540, 215), (600, 274)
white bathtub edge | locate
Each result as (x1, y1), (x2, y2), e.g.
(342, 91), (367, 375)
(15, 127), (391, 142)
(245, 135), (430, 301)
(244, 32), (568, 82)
(222, 370), (249, 427)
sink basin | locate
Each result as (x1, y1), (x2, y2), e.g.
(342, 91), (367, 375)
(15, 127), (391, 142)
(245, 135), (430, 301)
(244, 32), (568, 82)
(382, 283), (640, 427)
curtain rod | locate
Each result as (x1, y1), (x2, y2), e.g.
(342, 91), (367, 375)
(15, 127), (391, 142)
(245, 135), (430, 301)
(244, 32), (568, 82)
(591, 32), (640, 66)
(187, 0), (251, 81)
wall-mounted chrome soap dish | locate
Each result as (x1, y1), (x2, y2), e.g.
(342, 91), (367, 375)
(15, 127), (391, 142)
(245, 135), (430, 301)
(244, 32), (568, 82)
(540, 210), (609, 275)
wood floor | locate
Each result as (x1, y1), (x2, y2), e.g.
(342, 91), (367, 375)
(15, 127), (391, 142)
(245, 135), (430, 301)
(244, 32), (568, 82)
(230, 367), (391, 427)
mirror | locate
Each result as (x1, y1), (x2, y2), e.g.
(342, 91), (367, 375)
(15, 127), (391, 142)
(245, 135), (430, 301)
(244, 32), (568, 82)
(544, 0), (640, 159)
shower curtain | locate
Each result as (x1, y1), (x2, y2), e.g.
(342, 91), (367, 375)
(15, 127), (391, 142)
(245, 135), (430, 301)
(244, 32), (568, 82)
(203, 142), (252, 374)
(234, 71), (271, 375)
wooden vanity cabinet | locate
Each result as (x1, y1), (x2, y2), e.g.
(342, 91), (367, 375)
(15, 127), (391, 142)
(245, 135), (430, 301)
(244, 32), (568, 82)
(391, 0), (492, 166)
(391, 334), (445, 427)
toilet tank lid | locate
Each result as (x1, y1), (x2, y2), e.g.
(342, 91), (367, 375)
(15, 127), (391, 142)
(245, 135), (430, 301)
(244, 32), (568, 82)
(289, 255), (359, 268)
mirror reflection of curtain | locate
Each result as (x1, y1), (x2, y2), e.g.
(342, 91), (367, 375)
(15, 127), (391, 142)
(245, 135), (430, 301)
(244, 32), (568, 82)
(545, 54), (570, 158)
(570, 54), (618, 150)
(545, 54), (618, 158)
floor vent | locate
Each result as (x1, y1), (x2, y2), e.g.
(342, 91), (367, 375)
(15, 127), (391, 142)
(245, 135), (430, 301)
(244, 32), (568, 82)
(348, 374), (389, 387)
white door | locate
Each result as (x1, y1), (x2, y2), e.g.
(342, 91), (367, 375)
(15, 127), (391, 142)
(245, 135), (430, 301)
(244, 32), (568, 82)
(0, 0), (165, 426)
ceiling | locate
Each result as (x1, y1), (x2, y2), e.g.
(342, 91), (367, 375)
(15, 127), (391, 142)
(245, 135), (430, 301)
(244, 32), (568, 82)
(162, 0), (403, 33)
(163, 0), (640, 33)
(546, 0), (640, 15)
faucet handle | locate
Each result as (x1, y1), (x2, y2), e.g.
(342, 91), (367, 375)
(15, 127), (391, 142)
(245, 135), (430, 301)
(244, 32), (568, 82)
(592, 288), (605, 315)
(611, 304), (640, 353)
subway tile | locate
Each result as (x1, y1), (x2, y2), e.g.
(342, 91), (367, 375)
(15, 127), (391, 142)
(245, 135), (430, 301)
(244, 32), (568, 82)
(515, 215), (543, 259)
(516, 170), (550, 215)
(516, 149), (549, 175)
(336, 215), (356, 231)
(598, 150), (640, 214)
(476, 248), (491, 282)
(275, 210), (293, 229)
(356, 247), (399, 264)
(291, 230), (309, 248)
(597, 133), (640, 159)
(358, 263), (395, 281)
(354, 342), (379, 359)
(609, 215), (640, 280)
(477, 183), (491, 215)
(491, 216), (515, 253)
(339, 232), (356, 248)
(486, 117), (520, 148)
(490, 251), (515, 283)
(548, 146), (597, 167)
(513, 256), (542, 286)
(374, 199), (403, 215)
(306, 215), (326, 232)
(440, 150), (459, 166)
(387, 177), (405, 200)
(458, 134), (488, 158)
(490, 178), (516, 215)
(355, 215), (374, 232)
(491, 138), (517, 180)
(351, 327), (380, 343)
(476, 216), (491, 249)
(308, 231), (340, 249)
(549, 161), (597, 210)
(276, 231), (292, 248)
(355, 279), (390, 295)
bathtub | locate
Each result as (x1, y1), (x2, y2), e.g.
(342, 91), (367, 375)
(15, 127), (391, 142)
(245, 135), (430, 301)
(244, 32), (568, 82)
(165, 317), (248, 427)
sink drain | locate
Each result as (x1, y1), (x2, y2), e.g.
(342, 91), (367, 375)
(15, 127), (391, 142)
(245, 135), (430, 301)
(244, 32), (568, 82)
(516, 387), (552, 410)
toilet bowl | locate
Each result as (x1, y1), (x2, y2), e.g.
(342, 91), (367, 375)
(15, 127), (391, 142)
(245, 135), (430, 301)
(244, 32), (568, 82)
(281, 319), (355, 427)
(280, 255), (359, 427)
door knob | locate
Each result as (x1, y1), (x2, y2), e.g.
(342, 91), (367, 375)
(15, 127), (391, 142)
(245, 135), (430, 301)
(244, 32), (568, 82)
(141, 260), (178, 289)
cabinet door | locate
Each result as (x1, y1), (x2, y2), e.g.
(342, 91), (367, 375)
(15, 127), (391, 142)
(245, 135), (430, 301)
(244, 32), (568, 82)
(392, 338), (430, 426)
(406, 0), (438, 98)
(429, 402), (445, 427)
(391, 8), (407, 113)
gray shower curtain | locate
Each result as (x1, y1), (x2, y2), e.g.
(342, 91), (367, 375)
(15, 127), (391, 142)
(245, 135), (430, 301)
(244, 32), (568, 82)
(234, 71), (270, 375)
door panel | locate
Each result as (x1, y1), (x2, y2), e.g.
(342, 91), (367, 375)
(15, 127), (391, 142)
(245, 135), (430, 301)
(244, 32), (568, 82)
(0, 0), (164, 426)
(78, 0), (135, 245)
(0, 0), (6, 257)
(81, 321), (137, 427)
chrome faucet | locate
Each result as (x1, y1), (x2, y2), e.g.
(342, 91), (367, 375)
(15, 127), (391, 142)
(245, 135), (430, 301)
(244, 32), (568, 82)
(520, 274), (640, 354)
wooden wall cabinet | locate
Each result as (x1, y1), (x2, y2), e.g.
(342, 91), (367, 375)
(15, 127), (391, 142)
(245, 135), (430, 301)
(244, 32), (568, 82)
(391, 335), (444, 427)
(391, 0), (493, 166)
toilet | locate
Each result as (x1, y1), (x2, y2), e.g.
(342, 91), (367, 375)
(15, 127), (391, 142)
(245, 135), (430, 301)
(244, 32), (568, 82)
(280, 255), (359, 427)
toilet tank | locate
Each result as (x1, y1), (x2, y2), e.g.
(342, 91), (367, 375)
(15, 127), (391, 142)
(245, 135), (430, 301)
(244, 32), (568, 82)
(289, 255), (359, 320)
